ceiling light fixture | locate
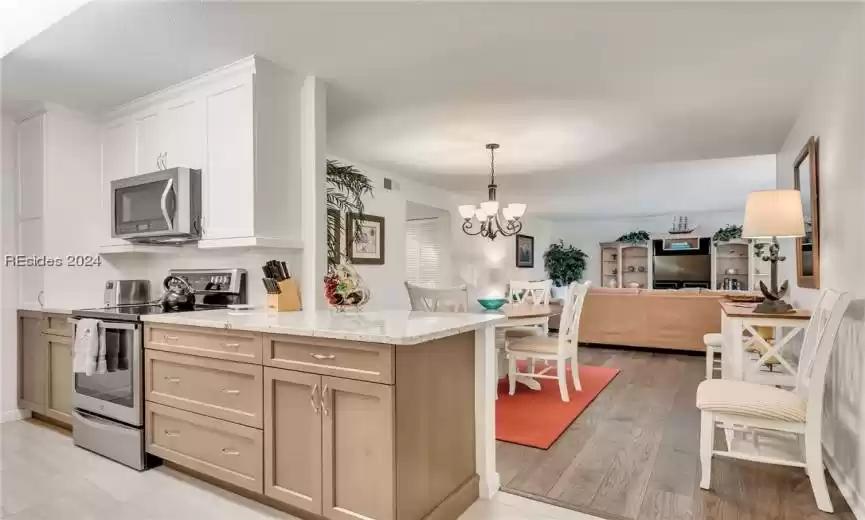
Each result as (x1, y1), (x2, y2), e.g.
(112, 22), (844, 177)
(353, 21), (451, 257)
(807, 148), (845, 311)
(458, 143), (526, 240)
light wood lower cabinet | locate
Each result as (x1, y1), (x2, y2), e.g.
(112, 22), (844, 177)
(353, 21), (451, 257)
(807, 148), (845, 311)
(321, 375), (395, 520)
(145, 350), (263, 428)
(264, 367), (323, 514)
(45, 334), (73, 424)
(264, 368), (395, 520)
(146, 402), (264, 493)
(17, 310), (76, 427)
(18, 312), (46, 413)
(145, 330), (477, 520)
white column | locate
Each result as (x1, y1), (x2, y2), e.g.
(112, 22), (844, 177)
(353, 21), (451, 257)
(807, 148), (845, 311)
(300, 76), (327, 310)
(474, 325), (500, 498)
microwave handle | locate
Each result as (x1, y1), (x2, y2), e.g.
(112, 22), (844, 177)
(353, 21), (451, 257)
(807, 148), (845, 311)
(160, 177), (175, 232)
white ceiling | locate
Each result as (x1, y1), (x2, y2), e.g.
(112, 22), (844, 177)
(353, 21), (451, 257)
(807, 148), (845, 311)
(1, 1), (855, 196)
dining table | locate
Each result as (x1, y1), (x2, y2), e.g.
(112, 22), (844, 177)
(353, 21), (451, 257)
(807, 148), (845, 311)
(490, 302), (562, 391)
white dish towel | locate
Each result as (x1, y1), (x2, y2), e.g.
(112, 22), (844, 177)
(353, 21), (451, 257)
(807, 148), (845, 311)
(73, 318), (100, 376)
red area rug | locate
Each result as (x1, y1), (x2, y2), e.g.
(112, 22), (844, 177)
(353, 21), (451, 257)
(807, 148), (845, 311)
(496, 363), (620, 449)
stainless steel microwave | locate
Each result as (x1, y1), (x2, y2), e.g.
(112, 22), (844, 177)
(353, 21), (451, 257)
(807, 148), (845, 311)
(110, 168), (201, 243)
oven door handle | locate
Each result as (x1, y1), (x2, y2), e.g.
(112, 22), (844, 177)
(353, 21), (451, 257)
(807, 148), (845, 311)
(100, 322), (139, 331)
(68, 318), (138, 331)
(161, 177), (175, 232)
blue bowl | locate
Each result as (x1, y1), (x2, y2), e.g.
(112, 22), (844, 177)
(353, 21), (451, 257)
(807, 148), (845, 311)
(478, 297), (507, 310)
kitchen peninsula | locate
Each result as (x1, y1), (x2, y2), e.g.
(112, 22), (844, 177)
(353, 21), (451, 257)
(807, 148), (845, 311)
(139, 308), (506, 520)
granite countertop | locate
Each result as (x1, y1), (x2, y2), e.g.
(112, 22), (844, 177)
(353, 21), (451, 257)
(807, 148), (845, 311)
(18, 303), (79, 315)
(140, 309), (507, 345)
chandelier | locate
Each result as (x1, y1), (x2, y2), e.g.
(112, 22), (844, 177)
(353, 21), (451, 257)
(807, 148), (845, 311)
(458, 143), (526, 240)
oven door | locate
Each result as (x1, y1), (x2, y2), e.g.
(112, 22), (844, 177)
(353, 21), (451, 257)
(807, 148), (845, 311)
(73, 320), (143, 427)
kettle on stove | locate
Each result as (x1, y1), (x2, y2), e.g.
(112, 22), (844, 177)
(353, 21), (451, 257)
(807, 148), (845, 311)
(160, 274), (196, 312)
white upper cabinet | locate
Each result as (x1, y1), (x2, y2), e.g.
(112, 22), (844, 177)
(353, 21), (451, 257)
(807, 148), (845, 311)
(202, 78), (254, 241)
(17, 114), (44, 220)
(134, 110), (162, 175)
(100, 56), (302, 250)
(162, 96), (204, 171)
(102, 120), (136, 246)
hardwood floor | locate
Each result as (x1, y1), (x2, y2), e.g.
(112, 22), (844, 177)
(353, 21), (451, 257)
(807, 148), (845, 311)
(497, 346), (856, 520)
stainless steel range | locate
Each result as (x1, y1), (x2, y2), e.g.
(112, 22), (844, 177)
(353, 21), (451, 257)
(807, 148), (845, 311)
(70, 268), (246, 470)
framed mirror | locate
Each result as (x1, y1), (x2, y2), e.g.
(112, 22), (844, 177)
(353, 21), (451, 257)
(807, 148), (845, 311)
(793, 136), (820, 289)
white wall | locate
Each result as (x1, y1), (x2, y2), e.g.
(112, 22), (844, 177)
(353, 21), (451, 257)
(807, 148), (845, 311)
(1, 114), (20, 420)
(775, 9), (865, 517)
(551, 209), (747, 285)
(512, 154), (777, 220)
(329, 156), (555, 309)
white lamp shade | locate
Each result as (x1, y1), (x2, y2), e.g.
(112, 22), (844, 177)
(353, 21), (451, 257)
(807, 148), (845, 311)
(508, 203), (527, 218)
(502, 206), (514, 221)
(474, 208), (488, 221)
(480, 200), (499, 216)
(742, 189), (805, 238)
(458, 205), (476, 219)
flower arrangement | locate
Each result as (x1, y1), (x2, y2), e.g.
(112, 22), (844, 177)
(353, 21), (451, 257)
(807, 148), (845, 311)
(323, 260), (370, 311)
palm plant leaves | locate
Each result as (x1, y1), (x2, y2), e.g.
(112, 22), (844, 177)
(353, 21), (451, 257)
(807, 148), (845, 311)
(327, 160), (374, 266)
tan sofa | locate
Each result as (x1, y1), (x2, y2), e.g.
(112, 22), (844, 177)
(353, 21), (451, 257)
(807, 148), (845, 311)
(553, 288), (732, 352)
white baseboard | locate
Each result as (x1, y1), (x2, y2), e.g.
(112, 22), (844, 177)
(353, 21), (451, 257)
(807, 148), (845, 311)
(1, 409), (31, 423)
(825, 449), (865, 520)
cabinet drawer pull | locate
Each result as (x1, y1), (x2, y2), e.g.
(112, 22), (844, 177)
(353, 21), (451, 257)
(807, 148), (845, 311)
(221, 389), (241, 395)
(163, 376), (181, 384)
(164, 429), (181, 437)
(164, 335), (179, 341)
(222, 342), (240, 349)
(310, 383), (319, 414)
(310, 353), (336, 361)
(220, 448), (240, 456)
(321, 384), (329, 416)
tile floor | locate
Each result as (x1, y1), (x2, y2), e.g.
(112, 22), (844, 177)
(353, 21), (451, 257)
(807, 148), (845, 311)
(0, 419), (601, 520)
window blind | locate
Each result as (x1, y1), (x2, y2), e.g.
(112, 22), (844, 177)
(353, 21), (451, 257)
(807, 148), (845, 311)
(406, 219), (445, 287)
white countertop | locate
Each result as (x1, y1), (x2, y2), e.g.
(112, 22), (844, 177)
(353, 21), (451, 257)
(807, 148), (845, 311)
(140, 309), (507, 345)
(18, 303), (78, 315)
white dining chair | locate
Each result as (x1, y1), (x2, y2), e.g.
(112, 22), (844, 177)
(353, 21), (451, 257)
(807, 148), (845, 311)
(404, 282), (468, 312)
(696, 289), (851, 513)
(506, 281), (591, 402)
(505, 279), (553, 339)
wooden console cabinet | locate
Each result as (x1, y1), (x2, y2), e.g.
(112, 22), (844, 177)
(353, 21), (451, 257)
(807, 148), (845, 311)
(144, 324), (477, 520)
(18, 310), (74, 426)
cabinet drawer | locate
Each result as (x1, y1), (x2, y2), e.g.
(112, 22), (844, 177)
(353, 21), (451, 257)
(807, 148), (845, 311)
(146, 402), (263, 493)
(42, 313), (73, 337)
(264, 335), (393, 384)
(145, 350), (263, 428)
(145, 325), (261, 364)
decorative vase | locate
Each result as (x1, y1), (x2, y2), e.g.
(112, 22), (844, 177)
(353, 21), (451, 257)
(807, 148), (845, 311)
(606, 278), (618, 288)
(551, 285), (569, 300)
(323, 260), (370, 312)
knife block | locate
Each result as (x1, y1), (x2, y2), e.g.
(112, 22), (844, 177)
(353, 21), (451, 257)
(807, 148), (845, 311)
(266, 279), (302, 312)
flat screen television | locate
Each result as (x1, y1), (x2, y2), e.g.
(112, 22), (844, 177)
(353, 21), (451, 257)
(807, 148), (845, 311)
(653, 255), (711, 282)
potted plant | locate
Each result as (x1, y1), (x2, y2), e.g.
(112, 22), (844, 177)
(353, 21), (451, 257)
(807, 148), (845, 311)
(615, 230), (650, 245)
(712, 224), (743, 243)
(326, 160), (373, 267)
(543, 240), (588, 299)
